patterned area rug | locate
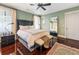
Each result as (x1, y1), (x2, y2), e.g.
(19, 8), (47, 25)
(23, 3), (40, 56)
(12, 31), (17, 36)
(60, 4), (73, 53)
(47, 42), (79, 55)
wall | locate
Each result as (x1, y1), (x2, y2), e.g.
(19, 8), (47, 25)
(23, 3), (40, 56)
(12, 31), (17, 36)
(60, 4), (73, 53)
(41, 6), (79, 36)
(16, 10), (33, 20)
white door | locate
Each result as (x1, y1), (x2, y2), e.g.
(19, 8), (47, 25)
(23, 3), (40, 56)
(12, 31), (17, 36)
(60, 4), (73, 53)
(65, 11), (79, 40)
(34, 15), (41, 29)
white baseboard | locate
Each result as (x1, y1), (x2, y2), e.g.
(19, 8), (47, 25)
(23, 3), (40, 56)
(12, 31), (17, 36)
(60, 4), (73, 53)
(58, 35), (66, 38)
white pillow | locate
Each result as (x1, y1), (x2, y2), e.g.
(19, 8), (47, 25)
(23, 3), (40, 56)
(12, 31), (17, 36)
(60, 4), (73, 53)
(28, 26), (34, 29)
(19, 25), (29, 30)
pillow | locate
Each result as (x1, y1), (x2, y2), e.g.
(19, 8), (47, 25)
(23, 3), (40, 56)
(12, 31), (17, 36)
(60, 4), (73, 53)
(28, 26), (34, 29)
(19, 25), (29, 30)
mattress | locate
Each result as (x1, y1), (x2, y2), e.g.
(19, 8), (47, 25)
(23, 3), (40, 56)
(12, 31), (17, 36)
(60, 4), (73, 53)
(18, 38), (35, 52)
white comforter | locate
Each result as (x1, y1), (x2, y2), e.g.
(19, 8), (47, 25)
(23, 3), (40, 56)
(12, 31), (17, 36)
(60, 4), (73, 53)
(17, 29), (49, 48)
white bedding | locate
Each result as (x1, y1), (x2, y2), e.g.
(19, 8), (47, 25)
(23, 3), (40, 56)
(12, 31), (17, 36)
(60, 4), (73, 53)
(24, 29), (47, 35)
(17, 29), (49, 48)
(18, 38), (34, 52)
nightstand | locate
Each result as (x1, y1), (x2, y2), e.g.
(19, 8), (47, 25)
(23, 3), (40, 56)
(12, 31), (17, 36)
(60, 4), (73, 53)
(50, 31), (58, 37)
(1, 35), (15, 55)
(50, 31), (58, 47)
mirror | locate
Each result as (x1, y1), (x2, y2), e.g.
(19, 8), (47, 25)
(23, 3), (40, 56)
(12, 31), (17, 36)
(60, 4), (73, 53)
(49, 16), (58, 33)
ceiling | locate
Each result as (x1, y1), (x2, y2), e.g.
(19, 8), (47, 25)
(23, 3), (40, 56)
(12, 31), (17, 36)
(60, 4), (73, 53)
(1, 3), (79, 15)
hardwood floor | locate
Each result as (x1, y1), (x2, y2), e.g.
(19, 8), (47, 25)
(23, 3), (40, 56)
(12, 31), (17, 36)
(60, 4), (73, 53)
(57, 37), (79, 49)
(16, 37), (79, 55)
(16, 40), (52, 55)
(1, 44), (15, 55)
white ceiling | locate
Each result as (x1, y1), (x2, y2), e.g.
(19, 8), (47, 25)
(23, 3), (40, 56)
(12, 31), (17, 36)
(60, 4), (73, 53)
(1, 3), (79, 15)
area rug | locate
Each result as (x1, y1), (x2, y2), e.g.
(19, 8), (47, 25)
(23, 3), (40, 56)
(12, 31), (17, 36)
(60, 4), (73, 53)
(47, 42), (79, 55)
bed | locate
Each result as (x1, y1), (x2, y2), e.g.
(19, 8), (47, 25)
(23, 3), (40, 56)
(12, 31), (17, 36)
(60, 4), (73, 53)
(17, 19), (50, 51)
(17, 29), (49, 51)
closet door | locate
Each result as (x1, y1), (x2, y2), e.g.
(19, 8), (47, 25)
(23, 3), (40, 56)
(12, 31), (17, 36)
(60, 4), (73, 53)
(65, 11), (79, 40)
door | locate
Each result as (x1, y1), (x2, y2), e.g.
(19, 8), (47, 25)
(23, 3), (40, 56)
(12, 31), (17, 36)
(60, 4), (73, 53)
(65, 11), (79, 40)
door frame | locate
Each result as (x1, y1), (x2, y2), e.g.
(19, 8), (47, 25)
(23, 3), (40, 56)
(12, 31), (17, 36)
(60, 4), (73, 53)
(65, 10), (79, 38)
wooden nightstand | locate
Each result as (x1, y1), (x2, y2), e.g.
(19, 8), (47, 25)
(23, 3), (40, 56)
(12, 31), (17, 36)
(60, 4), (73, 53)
(1, 35), (15, 55)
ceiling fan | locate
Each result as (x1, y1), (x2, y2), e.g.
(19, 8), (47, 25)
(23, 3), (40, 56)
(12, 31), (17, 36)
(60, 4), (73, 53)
(30, 3), (51, 11)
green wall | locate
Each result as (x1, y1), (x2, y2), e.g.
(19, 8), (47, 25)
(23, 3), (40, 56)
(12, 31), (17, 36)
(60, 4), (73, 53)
(16, 10), (33, 20)
(41, 6), (79, 35)
(16, 6), (79, 36)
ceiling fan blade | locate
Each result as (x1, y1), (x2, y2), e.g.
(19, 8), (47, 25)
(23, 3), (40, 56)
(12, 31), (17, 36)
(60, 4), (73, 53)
(41, 6), (46, 10)
(30, 4), (35, 6)
(37, 6), (40, 10)
(42, 3), (51, 6)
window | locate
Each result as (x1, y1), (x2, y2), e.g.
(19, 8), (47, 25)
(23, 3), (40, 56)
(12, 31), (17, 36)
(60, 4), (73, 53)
(50, 17), (58, 32)
(33, 15), (41, 29)
(0, 6), (12, 36)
